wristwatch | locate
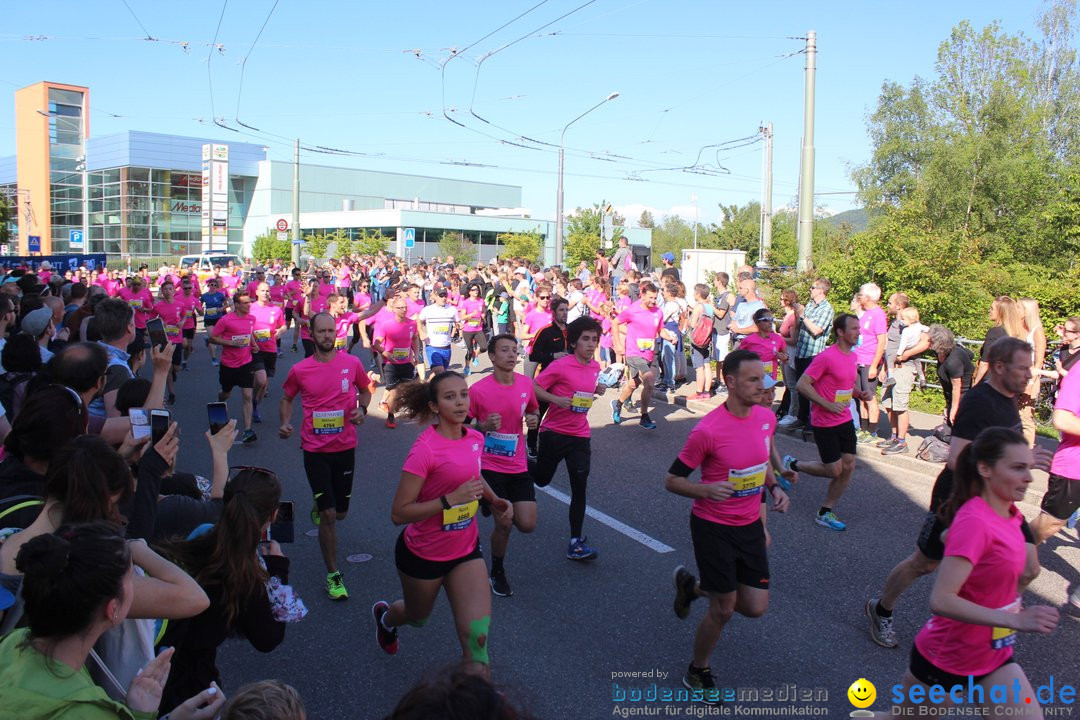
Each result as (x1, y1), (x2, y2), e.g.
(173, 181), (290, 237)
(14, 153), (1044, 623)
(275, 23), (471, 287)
(440, 495), (451, 510)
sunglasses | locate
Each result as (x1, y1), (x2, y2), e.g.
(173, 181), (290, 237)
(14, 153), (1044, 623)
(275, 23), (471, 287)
(756, 317), (775, 324)
(537, 295), (551, 300)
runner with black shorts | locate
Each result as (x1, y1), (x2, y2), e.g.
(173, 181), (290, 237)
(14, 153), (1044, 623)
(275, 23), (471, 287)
(280, 311), (373, 601)
(373, 296), (421, 430)
(865, 336), (1047, 648)
(665, 349), (790, 704)
(177, 275), (202, 370)
(468, 333), (540, 597)
(209, 290), (258, 444)
(200, 278), (228, 367)
(790, 313), (869, 531)
(249, 282), (287, 424)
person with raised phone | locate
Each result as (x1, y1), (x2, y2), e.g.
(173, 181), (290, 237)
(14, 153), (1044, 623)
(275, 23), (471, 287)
(279, 312), (373, 601)
(664, 349), (790, 704)
(468, 333), (541, 597)
(372, 371), (511, 676)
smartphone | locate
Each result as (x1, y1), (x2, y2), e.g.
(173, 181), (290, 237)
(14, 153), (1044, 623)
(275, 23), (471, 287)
(207, 402), (229, 435)
(129, 408), (151, 441)
(270, 501), (295, 543)
(277, 501), (294, 523)
(150, 409), (171, 445)
(146, 317), (168, 349)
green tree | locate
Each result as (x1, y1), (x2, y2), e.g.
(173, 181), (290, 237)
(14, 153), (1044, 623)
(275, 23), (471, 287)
(564, 202), (624, 267)
(438, 231), (478, 265)
(637, 209), (655, 229)
(0, 193), (12, 245)
(497, 230), (543, 263)
(251, 229), (292, 264)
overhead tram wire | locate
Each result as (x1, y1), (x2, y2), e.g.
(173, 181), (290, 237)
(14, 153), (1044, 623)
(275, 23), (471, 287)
(234, 0), (281, 123)
(207, 0), (229, 131)
(118, 0), (156, 41)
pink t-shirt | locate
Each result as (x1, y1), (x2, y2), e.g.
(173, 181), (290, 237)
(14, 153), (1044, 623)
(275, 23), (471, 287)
(245, 281), (261, 299)
(298, 295), (328, 341)
(803, 344), (858, 428)
(600, 316), (613, 349)
(367, 305), (391, 329)
(468, 373), (539, 474)
(337, 266), (352, 289)
(615, 295), (632, 314)
(269, 285), (285, 306)
(249, 302), (285, 353)
(855, 305), (887, 366)
(210, 311), (256, 368)
(536, 354), (600, 438)
(617, 301), (663, 363)
(678, 403), (775, 527)
(219, 273), (240, 292)
(1051, 368), (1080, 480)
(177, 292), (202, 330)
(375, 317), (418, 364)
(459, 298), (485, 333)
(117, 287), (154, 329)
(586, 288), (608, 313)
(914, 496), (1025, 676)
(318, 281), (335, 299)
(281, 352), (372, 453)
(779, 311), (797, 348)
(334, 312), (359, 349)
(283, 280), (303, 309)
(153, 300), (185, 343)
(406, 298), (425, 321)
(522, 309), (552, 354)
(402, 425), (485, 562)
(738, 332), (786, 377)
(354, 292), (373, 320)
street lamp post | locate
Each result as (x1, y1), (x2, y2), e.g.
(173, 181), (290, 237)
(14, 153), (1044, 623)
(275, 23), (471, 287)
(555, 91), (619, 267)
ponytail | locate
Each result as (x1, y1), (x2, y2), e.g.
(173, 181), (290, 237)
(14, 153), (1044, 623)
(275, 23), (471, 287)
(392, 372), (465, 425)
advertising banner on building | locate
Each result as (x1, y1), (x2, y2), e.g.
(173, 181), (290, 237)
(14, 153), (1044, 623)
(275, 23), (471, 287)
(201, 143), (229, 252)
(0, 253), (108, 272)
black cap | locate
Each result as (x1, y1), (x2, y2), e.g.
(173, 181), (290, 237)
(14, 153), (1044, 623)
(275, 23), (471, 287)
(435, 288), (449, 297)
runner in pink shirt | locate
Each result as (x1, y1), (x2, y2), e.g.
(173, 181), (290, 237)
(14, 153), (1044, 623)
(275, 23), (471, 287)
(518, 284), (553, 377)
(152, 279), (186, 403)
(1029, 365), (1080, 546)
(250, 282), (287, 424)
(351, 279), (373, 353)
(459, 284), (488, 372)
(855, 283), (888, 444)
(282, 268), (305, 352)
(794, 313), (871, 531)
(737, 308), (788, 379)
(209, 289), (258, 443)
(177, 275), (203, 370)
(297, 278), (328, 358)
(329, 293), (360, 352)
(373, 296), (421, 429)
(664, 349), (790, 700)
(280, 311), (374, 601)
(219, 268), (240, 293)
(468, 333), (540, 597)
(881, 427), (1057, 717)
(116, 276), (155, 343)
(373, 372), (511, 671)
(611, 282), (668, 430)
(532, 316), (604, 561)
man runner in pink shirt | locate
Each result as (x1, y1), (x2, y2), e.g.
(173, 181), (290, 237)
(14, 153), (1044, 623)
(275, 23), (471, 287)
(209, 289), (259, 443)
(280, 311), (373, 600)
(611, 282), (669, 430)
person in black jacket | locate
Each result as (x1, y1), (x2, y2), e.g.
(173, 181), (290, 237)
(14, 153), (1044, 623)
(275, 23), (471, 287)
(157, 468), (298, 715)
(526, 297), (569, 456)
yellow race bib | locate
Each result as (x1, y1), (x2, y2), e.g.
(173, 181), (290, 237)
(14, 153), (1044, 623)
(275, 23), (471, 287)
(991, 598), (1020, 650)
(335, 336), (347, 349)
(390, 348), (410, 361)
(253, 328), (272, 341)
(834, 388), (853, 405)
(312, 409), (345, 435)
(165, 325), (180, 336)
(636, 338), (655, 351)
(763, 361), (774, 375)
(729, 462), (767, 498)
(442, 500), (478, 531)
(570, 391), (594, 414)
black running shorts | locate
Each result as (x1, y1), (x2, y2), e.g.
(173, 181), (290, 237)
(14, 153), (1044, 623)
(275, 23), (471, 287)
(303, 448), (355, 515)
(219, 361), (255, 392)
(1040, 472), (1080, 520)
(811, 422), (857, 465)
(690, 513), (769, 594)
(481, 469), (536, 504)
(394, 530), (483, 580)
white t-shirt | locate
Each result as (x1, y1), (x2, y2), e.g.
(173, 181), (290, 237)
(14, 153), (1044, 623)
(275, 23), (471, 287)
(419, 304), (458, 348)
(567, 290), (587, 322)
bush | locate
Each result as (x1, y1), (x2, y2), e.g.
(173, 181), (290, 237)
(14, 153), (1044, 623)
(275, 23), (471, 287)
(251, 230), (292, 264)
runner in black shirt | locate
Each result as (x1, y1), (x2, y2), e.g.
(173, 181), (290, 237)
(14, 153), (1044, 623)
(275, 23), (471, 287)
(864, 337), (1052, 649)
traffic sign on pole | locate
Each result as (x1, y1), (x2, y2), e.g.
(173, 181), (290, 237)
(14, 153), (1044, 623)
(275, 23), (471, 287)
(277, 231), (289, 243)
(404, 227), (415, 249)
(70, 229), (84, 250)
(276, 218), (289, 232)
(28, 235), (41, 253)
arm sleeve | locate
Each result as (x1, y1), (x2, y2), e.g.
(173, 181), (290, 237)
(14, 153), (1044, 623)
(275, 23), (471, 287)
(122, 449), (171, 541)
(675, 426), (708, 475)
(236, 555), (289, 653)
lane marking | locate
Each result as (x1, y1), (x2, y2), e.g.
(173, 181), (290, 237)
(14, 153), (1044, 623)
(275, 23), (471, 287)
(536, 485), (675, 554)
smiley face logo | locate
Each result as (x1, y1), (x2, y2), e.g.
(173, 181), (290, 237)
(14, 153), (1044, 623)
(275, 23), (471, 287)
(847, 678), (876, 709)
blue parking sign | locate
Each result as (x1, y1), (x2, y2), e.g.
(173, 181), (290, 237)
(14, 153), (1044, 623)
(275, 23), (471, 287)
(404, 227), (415, 249)
(69, 229), (84, 250)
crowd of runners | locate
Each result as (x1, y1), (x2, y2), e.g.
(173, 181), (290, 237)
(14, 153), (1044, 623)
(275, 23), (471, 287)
(0, 246), (1076, 719)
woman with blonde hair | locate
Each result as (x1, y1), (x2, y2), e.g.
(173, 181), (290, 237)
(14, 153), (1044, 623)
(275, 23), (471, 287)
(1016, 298), (1047, 445)
(973, 296), (1026, 385)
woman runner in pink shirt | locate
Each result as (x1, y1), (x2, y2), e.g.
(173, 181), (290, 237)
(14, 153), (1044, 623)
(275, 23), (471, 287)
(372, 372), (512, 676)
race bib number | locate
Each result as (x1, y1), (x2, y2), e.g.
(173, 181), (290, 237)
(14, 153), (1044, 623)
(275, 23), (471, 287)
(636, 338), (655, 351)
(129, 299), (143, 310)
(390, 348), (410, 361)
(484, 432), (518, 457)
(230, 334), (250, 344)
(991, 598), (1020, 650)
(729, 462), (767, 498)
(253, 328), (272, 341)
(205, 306), (222, 318)
(430, 323), (451, 334)
(763, 361), (774, 375)
(442, 500), (478, 531)
(834, 388), (853, 405)
(571, 391), (594, 414)
(312, 409), (345, 435)
(165, 324), (180, 337)
(335, 336), (347, 349)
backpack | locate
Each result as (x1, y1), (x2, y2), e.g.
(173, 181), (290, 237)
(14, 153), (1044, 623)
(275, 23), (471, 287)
(690, 311), (713, 348)
(916, 436), (950, 463)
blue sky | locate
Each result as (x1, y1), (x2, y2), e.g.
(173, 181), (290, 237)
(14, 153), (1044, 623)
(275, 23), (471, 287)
(0, 1), (1053, 226)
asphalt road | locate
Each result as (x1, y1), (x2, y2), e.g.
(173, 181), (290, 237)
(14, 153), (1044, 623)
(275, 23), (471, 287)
(159, 337), (1080, 720)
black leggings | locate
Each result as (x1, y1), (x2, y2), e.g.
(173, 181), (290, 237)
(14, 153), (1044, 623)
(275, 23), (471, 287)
(530, 431), (591, 538)
(463, 330), (488, 363)
(526, 400), (548, 455)
(795, 355), (814, 424)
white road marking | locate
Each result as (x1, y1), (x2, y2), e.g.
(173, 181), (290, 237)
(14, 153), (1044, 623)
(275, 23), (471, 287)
(536, 485), (675, 554)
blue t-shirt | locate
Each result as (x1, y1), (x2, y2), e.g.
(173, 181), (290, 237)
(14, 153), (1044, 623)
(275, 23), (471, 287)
(200, 291), (226, 322)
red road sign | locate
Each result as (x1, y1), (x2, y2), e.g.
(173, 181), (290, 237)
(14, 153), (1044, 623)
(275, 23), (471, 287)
(275, 218), (289, 232)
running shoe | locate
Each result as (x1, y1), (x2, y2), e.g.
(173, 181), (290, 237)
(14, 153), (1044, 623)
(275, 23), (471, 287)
(252, 406), (262, 424)
(876, 436), (899, 449)
(489, 569), (514, 597)
(385, 413), (397, 429)
(566, 536), (598, 561)
(672, 565), (698, 620)
(472, 357), (480, 367)
(379, 401), (390, 415)
(277, 351), (284, 358)
(777, 415), (798, 428)
(181, 361), (188, 371)
(310, 503), (321, 526)
(372, 601), (399, 655)
(623, 397), (635, 411)
(882, 440), (909, 455)
(211, 358), (220, 367)
(815, 510), (846, 531)
(881, 376), (896, 388)
(326, 571), (349, 601)
(1069, 585), (1080, 610)
(291, 344), (298, 353)
(240, 429), (257, 444)
(610, 398), (623, 425)
(1068, 508), (1080, 530)
(463, 366), (471, 377)
(781, 455), (798, 473)
(856, 430), (877, 445)
(682, 664), (720, 705)
(639, 416), (657, 430)
(865, 598), (898, 648)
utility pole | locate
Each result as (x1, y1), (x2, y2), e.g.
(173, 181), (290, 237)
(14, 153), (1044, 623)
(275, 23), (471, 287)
(759, 122), (773, 264)
(796, 31), (816, 272)
(291, 139), (300, 266)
